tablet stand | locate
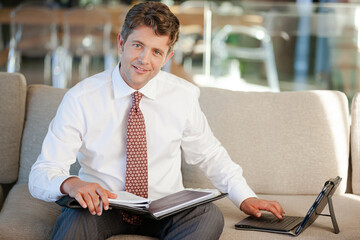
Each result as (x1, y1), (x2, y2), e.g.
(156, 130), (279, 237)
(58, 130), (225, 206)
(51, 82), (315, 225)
(317, 195), (340, 234)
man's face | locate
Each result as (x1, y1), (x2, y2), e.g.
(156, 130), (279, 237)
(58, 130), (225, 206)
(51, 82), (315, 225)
(118, 26), (174, 90)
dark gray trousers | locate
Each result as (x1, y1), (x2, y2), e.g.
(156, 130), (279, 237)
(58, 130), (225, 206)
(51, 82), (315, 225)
(51, 203), (224, 240)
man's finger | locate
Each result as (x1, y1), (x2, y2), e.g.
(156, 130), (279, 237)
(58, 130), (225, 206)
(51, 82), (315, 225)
(107, 190), (118, 199)
(268, 205), (283, 219)
(83, 193), (96, 215)
(96, 189), (110, 212)
(74, 193), (87, 209)
(244, 203), (261, 218)
(89, 191), (102, 216)
(263, 201), (284, 219)
(272, 201), (285, 216)
(254, 211), (261, 218)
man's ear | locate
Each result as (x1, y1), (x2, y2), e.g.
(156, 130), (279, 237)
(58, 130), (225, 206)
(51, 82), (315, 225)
(118, 34), (125, 54)
(162, 51), (174, 67)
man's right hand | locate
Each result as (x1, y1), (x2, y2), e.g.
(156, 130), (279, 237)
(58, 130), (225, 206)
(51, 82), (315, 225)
(60, 177), (117, 216)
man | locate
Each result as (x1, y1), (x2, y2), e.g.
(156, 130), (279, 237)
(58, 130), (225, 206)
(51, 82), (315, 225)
(29, 2), (284, 239)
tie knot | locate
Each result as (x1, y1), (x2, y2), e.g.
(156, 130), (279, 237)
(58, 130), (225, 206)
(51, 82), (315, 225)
(132, 91), (143, 108)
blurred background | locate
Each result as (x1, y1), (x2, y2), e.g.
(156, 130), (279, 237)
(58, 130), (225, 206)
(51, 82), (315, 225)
(1, 0), (359, 102)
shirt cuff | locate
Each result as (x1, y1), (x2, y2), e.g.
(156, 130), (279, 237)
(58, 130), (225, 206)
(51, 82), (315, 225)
(228, 183), (258, 209)
(49, 175), (79, 201)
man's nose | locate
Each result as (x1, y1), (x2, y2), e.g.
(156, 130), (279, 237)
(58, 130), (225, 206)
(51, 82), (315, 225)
(138, 50), (150, 64)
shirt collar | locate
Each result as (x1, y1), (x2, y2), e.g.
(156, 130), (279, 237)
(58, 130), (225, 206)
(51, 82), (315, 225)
(112, 62), (157, 100)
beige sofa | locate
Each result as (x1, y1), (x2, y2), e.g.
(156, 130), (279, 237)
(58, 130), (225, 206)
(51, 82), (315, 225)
(0, 72), (359, 240)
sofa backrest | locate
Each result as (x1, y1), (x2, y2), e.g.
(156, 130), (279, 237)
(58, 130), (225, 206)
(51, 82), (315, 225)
(182, 87), (350, 195)
(351, 93), (360, 195)
(18, 85), (74, 183)
(0, 73), (27, 184)
(15, 81), (351, 196)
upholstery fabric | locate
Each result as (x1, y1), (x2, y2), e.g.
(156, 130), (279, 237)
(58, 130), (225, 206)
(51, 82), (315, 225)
(182, 88), (350, 195)
(351, 93), (360, 194)
(0, 184), (61, 240)
(18, 85), (79, 183)
(0, 73), (26, 183)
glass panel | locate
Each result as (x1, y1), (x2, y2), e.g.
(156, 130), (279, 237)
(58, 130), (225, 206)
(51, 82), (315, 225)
(198, 1), (360, 100)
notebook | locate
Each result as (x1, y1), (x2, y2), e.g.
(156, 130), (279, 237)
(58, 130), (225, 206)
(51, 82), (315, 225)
(235, 176), (342, 236)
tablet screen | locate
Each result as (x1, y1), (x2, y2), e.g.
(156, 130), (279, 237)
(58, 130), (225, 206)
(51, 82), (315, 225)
(295, 176), (342, 235)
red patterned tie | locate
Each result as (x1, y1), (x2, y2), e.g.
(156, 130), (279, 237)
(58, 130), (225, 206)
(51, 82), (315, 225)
(123, 91), (148, 225)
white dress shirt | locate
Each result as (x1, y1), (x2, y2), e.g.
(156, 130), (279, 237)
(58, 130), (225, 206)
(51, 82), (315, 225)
(29, 63), (257, 208)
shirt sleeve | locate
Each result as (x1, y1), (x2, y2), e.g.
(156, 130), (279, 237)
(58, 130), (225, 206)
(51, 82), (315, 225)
(28, 91), (84, 202)
(181, 89), (257, 208)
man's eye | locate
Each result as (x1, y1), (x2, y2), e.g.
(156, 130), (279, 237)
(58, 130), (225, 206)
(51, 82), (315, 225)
(134, 44), (141, 48)
(154, 51), (162, 56)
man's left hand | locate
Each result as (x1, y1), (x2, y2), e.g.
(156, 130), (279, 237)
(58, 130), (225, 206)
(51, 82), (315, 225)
(240, 197), (285, 219)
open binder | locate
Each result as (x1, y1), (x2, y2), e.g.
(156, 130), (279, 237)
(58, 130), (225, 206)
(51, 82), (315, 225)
(56, 188), (227, 220)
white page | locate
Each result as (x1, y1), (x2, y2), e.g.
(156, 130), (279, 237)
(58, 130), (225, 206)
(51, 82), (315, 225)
(108, 191), (151, 208)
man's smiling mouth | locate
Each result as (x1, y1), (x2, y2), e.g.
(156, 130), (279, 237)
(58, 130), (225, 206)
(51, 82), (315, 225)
(133, 65), (148, 72)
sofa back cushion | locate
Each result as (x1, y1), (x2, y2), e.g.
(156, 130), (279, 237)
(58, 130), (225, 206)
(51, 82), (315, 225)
(182, 88), (349, 195)
(18, 85), (74, 183)
(0, 73), (27, 183)
(351, 93), (360, 194)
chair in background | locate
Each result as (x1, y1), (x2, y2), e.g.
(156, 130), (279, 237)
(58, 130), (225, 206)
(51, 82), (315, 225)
(211, 24), (280, 92)
(0, 3), (7, 70)
(53, 6), (113, 88)
(7, 3), (59, 85)
(0, 3), (3, 52)
(173, 0), (206, 73)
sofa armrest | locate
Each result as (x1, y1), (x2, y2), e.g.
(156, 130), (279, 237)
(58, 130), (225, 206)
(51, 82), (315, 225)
(351, 92), (360, 195)
(0, 73), (27, 184)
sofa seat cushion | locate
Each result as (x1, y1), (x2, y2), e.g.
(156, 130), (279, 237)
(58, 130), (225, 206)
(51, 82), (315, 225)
(0, 184), (61, 239)
(0, 184), (158, 240)
(1, 187), (359, 239)
(217, 194), (360, 240)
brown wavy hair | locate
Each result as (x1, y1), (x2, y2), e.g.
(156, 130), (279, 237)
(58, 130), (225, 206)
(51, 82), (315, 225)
(120, 1), (180, 53)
